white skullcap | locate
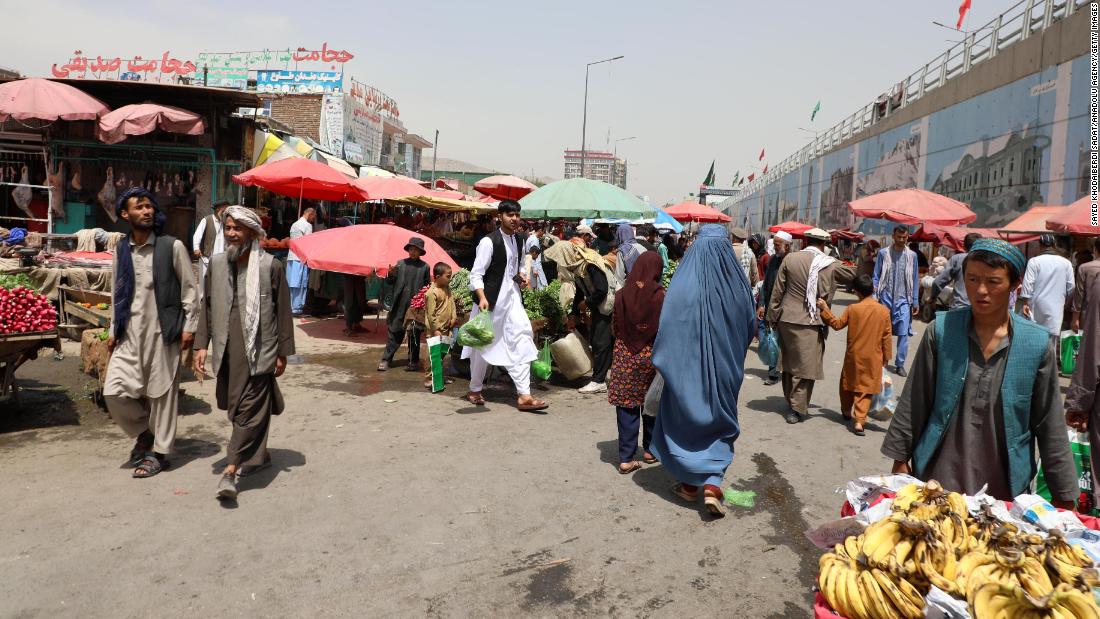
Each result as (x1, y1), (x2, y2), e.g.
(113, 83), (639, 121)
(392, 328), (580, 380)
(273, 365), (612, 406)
(774, 231), (793, 242)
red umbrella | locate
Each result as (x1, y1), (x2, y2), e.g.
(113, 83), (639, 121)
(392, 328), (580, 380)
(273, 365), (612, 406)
(829, 228), (865, 242)
(288, 224), (458, 277)
(1046, 196), (1100, 235)
(999, 204), (1065, 234)
(769, 220), (813, 237)
(96, 103), (205, 144)
(232, 158), (368, 202)
(663, 200), (732, 223)
(428, 188), (467, 200)
(353, 175), (433, 200)
(0, 77), (109, 121)
(847, 189), (976, 225)
(473, 175), (538, 201)
(474, 192), (500, 204)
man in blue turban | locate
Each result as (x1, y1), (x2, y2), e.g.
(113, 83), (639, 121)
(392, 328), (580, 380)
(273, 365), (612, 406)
(649, 224), (756, 517)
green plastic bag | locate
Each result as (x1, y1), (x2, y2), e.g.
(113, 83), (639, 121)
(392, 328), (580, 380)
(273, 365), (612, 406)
(456, 311), (495, 348)
(531, 341), (552, 381)
(1060, 330), (1083, 375)
(1037, 429), (1098, 515)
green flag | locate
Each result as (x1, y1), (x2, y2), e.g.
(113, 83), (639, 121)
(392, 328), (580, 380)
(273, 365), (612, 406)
(811, 100), (821, 122)
(732, 170), (740, 187)
(702, 160), (715, 186)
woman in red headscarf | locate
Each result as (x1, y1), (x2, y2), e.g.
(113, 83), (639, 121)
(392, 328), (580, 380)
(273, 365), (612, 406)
(607, 252), (666, 474)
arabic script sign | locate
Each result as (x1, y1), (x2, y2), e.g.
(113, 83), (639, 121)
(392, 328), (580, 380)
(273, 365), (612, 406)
(51, 51), (197, 81)
(348, 79), (400, 119)
(256, 70), (344, 94)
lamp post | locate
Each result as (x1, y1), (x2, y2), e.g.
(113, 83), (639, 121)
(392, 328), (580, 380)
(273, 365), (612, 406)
(580, 55), (623, 180)
(613, 135), (636, 158)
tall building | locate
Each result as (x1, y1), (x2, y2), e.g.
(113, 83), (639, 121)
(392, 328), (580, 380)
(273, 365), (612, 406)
(563, 150), (627, 189)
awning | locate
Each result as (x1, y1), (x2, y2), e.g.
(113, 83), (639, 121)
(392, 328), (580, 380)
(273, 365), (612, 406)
(999, 205), (1065, 235)
(920, 223), (1033, 252)
(313, 150), (358, 178)
(388, 195), (497, 214)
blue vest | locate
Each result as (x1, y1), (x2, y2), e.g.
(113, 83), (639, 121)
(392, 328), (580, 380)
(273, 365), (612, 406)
(911, 308), (1050, 496)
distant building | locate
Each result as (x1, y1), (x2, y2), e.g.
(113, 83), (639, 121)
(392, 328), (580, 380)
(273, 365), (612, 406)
(0, 66), (20, 80)
(563, 150), (627, 189)
(418, 157), (503, 189)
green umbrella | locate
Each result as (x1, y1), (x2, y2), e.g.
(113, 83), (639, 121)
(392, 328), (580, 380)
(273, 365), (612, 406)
(518, 178), (655, 219)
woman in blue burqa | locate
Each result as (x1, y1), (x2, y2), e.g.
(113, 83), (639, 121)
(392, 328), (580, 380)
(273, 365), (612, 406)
(650, 224), (756, 517)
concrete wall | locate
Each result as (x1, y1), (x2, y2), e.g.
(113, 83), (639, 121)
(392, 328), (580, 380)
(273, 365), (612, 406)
(721, 7), (1092, 234)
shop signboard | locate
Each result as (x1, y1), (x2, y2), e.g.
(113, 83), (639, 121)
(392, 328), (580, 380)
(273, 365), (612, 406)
(342, 92), (384, 166)
(319, 94), (345, 158)
(256, 70), (344, 94)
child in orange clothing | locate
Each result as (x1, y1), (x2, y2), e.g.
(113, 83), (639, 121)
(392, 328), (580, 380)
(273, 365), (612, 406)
(817, 274), (893, 436)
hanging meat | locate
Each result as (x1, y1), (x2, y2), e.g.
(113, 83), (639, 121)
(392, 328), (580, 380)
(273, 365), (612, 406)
(11, 166), (33, 219)
(46, 159), (65, 222)
(69, 164), (82, 192)
(97, 166), (117, 223)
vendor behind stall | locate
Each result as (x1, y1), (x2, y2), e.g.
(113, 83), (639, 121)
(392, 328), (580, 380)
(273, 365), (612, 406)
(881, 239), (1077, 508)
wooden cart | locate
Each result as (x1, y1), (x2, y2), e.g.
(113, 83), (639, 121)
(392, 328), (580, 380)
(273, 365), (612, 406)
(0, 330), (61, 401)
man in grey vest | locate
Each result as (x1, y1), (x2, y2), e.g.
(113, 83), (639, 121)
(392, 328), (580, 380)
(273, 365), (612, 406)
(105, 187), (199, 478)
(193, 206), (295, 501)
(191, 200), (230, 289)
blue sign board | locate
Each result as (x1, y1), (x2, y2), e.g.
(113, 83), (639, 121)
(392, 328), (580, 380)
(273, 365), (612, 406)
(255, 70), (343, 94)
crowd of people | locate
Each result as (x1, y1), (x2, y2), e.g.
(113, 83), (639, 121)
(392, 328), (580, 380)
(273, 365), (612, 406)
(103, 193), (1100, 518)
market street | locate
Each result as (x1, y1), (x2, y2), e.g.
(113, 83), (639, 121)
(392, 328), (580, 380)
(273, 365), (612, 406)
(1, 291), (924, 617)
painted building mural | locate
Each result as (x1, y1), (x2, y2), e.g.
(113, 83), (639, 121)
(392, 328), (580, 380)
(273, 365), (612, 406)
(721, 52), (1091, 233)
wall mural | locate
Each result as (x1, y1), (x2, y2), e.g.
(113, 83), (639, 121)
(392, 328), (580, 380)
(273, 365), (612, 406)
(722, 52), (1090, 234)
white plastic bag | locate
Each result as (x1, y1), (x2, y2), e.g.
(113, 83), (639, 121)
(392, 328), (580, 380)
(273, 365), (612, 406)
(869, 374), (897, 421)
(643, 371), (664, 418)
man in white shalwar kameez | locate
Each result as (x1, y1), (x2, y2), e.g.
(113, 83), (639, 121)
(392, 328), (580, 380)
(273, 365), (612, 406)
(462, 200), (549, 412)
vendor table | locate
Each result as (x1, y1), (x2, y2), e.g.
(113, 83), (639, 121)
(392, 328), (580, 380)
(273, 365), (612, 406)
(0, 330), (61, 401)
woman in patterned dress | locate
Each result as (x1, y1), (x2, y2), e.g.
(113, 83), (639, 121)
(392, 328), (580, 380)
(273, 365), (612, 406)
(608, 252), (666, 473)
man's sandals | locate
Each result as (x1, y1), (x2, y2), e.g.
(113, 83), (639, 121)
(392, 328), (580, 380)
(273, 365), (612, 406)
(133, 453), (169, 478)
(463, 392), (548, 412)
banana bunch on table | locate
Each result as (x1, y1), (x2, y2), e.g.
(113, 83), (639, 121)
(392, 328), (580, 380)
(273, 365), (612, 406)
(817, 481), (1100, 619)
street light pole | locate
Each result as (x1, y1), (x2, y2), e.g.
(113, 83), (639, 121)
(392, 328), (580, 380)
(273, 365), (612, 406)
(580, 55), (623, 180)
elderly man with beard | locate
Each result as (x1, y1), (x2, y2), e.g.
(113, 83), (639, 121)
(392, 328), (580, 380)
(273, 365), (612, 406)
(193, 206), (295, 501)
(105, 187), (199, 478)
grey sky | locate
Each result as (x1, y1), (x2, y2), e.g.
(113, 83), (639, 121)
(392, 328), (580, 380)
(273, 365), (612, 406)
(5, 0), (987, 205)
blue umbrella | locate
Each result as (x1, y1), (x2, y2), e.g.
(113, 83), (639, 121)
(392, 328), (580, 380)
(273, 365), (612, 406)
(652, 206), (684, 233)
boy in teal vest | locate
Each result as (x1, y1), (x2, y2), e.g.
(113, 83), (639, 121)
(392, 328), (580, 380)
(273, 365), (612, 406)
(880, 239), (1077, 508)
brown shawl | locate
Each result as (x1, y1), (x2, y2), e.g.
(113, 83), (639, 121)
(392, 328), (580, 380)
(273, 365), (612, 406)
(613, 252), (665, 353)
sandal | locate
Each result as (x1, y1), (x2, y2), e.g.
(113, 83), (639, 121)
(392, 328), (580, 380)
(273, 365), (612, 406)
(133, 453), (169, 478)
(643, 452), (658, 464)
(670, 483), (698, 502)
(618, 461), (642, 475)
(516, 399), (549, 412)
(464, 392), (486, 406)
(852, 423), (866, 437)
(125, 434), (153, 468)
(703, 485), (726, 518)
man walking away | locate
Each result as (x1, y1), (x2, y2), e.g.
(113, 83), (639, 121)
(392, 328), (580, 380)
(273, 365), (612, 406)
(105, 187), (198, 478)
(286, 208), (316, 316)
(766, 227), (837, 424)
(192, 201), (229, 291)
(931, 232), (981, 309)
(731, 227), (759, 288)
(193, 206), (295, 500)
(874, 226), (920, 376)
(379, 237), (430, 372)
(463, 200), (548, 412)
(1021, 234), (1075, 339)
(757, 231), (791, 386)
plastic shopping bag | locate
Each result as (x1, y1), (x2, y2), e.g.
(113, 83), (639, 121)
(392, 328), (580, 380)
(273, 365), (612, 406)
(869, 374), (897, 421)
(531, 340), (552, 381)
(1060, 330), (1083, 375)
(456, 311), (495, 348)
(757, 327), (779, 368)
(1037, 429), (1098, 515)
(643, 371), (664, 418)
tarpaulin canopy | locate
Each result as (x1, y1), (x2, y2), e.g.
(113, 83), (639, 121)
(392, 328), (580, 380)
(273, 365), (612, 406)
(311, 150), (358, 178)
(829, 228), (865, 242)
(288, 224), (458, 277)
(353, 176), (431, 201)
(769, 221), (813, 237)
(848, 188), (976, 225)
(999, 204), (1065, 235)
(652, 206), (684, 233)
(387, 194), (497, 214)
(1046, 196), (1100, 235)
(519, 178), (655, 219)
(96, 103), (204, 144)
(0, 78), (108, 122)
(663, 200), (731, 223)
(232, 157), (368, 202)
(920, 223), (1033, 252)
(473, 175), (538, 201)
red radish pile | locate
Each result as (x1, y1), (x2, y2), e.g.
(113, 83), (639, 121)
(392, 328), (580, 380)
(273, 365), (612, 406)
(0, 286), (58, 334)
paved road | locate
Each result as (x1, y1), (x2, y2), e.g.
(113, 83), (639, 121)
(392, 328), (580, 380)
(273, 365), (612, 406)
(1, 292), (920, 617)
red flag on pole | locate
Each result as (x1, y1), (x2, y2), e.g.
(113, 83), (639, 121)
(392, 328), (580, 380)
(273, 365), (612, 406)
(747, 173), (755, 182)
(956, 0), (971, 29)
(758, 148), (765, 161)
(762, 164), (769, 174)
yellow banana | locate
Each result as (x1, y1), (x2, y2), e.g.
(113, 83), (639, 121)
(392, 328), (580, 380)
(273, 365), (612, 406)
(871, 568), (923, 619)
(819, 559), (841, 615)
(969, 582), (1017, 619)
(845, 535), (862, 561)
(892, 574), (926, 611)
(858, 570), (897, 619)
(844, 566), (871, 619)
(1050, 583), (1100, 619)
(1019, 556), (1055, 598)
(864, 522), (902, 566)
(892, 538), (914, 567)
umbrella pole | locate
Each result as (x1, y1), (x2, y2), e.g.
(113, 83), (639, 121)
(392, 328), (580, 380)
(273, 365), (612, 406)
(297, 178), (304, 218)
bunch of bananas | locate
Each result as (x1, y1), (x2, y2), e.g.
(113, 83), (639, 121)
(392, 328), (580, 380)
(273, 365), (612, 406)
(817, 481), (1100, 618)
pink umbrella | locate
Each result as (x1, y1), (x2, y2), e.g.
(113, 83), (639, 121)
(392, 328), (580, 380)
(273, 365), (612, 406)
(96, 103), (205, 144)
(0, 78), (108, 121)
(1046, 196), (1100, 235)
(769, 220), (814, 237)
(353, 175), (432, 200)
(663, 200), (732, 223)
(847, 189), (976, 225)
(428, 188), (466, 200)
(473, 175), (538, 201)
(232, 157), (369, 202)
(288, 224), (457, 277)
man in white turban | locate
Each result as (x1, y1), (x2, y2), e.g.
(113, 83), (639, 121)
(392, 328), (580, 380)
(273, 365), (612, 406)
(193, 206), (296, 501)
(757, 231), (793, 385)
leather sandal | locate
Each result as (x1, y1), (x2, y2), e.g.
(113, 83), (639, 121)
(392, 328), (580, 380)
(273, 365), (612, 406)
(464, 392), (486, 406)
(516, 399), (549, 412)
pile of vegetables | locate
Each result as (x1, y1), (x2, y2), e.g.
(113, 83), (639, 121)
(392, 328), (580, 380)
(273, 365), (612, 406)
(522, 280), (567, 335)
(0, 285), (57, 334)
(260, 237), (291, 250)
(449, 268), (473, 314)
(0, 273), (36, 291)
(661, 260), (678, 288)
